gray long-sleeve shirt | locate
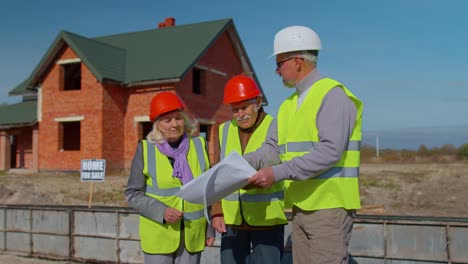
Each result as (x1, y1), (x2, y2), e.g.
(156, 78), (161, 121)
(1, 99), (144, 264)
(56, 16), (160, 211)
(124, 142), (167, 224)
(244, 69), (357, 182)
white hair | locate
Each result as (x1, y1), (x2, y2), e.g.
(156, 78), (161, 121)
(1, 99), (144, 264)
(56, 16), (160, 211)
(300, 51), (318, 64)
(146, 111), (198, 143)
(284, 50), (318, 64)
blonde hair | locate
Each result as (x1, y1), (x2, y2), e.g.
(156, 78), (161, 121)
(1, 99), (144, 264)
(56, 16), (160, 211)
(146, 111), (198, 143)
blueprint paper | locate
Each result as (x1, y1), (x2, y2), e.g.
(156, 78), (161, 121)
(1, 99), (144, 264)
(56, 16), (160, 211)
(177, 151), (256, 209)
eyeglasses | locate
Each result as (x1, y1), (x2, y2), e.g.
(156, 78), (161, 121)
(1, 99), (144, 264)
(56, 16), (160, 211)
(276, 57), (295, 69)
(276, 56), (303, 69)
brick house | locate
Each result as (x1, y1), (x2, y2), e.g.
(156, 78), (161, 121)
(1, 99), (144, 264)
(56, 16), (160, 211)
(0, 17), (267, 172)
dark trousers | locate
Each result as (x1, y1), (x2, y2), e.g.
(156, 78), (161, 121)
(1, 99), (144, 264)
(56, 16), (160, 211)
(221, 225), (284, 264)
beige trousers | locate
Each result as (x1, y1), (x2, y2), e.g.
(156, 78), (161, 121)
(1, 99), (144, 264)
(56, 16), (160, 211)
(292, 207), (354, 264)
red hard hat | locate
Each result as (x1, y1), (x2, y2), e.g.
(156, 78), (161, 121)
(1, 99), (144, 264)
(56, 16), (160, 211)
(223, 75), (261, 104)
(149, 92), (185, 121)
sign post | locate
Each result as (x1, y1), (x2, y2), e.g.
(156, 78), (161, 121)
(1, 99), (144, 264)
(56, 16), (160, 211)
(80, 159), (106, 208)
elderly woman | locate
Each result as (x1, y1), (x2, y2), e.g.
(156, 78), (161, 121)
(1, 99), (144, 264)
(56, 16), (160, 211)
(125, 92), (214, 264)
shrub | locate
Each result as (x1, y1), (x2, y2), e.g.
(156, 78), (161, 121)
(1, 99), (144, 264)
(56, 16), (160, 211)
(458, 143), (468, 159)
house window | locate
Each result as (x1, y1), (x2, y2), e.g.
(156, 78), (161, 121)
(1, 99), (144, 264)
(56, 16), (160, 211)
(58, 121), (80, 151)
(139, 122), (153, 140)
(192, 68), (205, 95)
(60, 62), (81, 90)
(199, 124), (211, 143)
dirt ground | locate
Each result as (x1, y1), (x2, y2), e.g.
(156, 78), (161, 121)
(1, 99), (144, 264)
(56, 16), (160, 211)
(0, 252), (81, 264)
(359, 162), (468, 217)
(1, 162), (468, 263)
(1, 162), (468, 217)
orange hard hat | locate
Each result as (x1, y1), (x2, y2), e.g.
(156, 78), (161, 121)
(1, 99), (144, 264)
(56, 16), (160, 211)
(223, 75), (261, 104)
(149, 92), (185, 121)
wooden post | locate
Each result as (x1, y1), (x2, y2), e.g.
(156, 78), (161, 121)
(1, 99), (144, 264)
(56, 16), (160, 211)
(88, 182), (93, 208)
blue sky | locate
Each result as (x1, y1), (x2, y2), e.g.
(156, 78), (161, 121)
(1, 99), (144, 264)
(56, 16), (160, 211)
(1, 0), (467, 149)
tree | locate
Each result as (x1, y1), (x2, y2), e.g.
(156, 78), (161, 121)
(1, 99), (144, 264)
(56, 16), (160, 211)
(458, 143), (468, 159)
(440, 144), (457, 155)
(417, 144), (429, 157)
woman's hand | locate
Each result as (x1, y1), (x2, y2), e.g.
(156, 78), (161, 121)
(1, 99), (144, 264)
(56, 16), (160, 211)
(206, 236), (215, 247)
(164, 207), (183, 223)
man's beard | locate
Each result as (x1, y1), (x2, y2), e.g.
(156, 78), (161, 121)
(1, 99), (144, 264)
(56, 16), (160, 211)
(236, 105), (258, 122)
(282, 79), (296, 88)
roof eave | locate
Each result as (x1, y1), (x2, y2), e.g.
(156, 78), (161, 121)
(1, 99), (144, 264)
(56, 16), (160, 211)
(8, 89), (37, 97)
(0, 121), (37, 129)
(126, 78), (180, 87)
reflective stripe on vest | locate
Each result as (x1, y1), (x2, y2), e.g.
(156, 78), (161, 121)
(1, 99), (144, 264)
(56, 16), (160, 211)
(145, 137), (206, 196)
(184, 210), (204, 221)
(224, 190), (284, 202)
(219, 115), (287, 226)
(220, 122), (230, 160)
(278, 140), (360, 179)
(139, 137), (208, 254)
(278, 140), (361, 154)
(278, 77), (363, 211)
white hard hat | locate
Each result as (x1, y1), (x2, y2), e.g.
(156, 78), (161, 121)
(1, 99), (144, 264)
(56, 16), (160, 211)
(273, 26), (321, 56)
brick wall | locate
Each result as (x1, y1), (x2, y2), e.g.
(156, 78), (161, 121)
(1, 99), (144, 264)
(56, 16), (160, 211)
(39, 47), (104, 171)
(177, 30), (244, 163)
(37, 29), (246, 171)
(122, 85), (172, 169)
(13, 127), (33, 169)
(101, 83), (127, 170)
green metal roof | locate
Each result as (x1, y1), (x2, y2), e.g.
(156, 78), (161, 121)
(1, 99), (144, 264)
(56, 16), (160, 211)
(0, 98), (37, 127)
(10, 18), (233, 96)
(63, 31), (127, 83)
(95, 18), (232, 84)
(9, 77), (34, 96)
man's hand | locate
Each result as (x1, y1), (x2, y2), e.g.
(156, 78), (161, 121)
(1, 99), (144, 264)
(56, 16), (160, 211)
(247, 167), (275, 188)
(211, 215), (226, 233)
(164, 207), (183, 224)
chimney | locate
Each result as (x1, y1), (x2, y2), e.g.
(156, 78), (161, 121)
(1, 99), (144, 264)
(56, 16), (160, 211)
(158, 17), (176, 28)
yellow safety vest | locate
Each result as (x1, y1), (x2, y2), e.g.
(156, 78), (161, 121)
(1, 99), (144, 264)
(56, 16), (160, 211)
(219, 115), (287, 226)
(277, 78), (363, 210)
(139, 137), (209, 254)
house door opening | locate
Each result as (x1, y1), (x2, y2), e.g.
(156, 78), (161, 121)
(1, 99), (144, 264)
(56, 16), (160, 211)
(10, 135), (17, 168)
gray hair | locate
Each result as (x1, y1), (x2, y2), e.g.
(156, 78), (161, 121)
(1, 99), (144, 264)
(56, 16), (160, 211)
(146, 111), (198, 143)
(285, 50), (318, 64)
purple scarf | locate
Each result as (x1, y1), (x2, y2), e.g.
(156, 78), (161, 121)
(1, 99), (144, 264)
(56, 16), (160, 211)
(156, 133), (194, 185)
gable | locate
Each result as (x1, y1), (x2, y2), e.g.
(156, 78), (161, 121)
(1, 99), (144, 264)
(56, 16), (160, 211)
(7, 18), (266, 104)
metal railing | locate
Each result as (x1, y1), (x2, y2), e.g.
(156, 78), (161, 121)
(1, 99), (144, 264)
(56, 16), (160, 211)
(1, 205), (468, 264)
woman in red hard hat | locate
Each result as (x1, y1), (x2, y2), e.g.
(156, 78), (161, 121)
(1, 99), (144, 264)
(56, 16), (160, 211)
(125, 92), (214, 264)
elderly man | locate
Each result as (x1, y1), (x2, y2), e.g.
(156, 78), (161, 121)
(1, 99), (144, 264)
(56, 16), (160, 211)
(211, 75), (287, 264)
(246, 26), (363, 264)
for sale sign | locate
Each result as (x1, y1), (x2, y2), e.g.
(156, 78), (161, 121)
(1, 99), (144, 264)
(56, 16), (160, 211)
(80, 159), (106, 182)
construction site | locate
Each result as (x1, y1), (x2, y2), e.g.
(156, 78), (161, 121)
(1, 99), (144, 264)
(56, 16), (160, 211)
(1, 7), (468, 264)
(1, 161), (468, 263)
